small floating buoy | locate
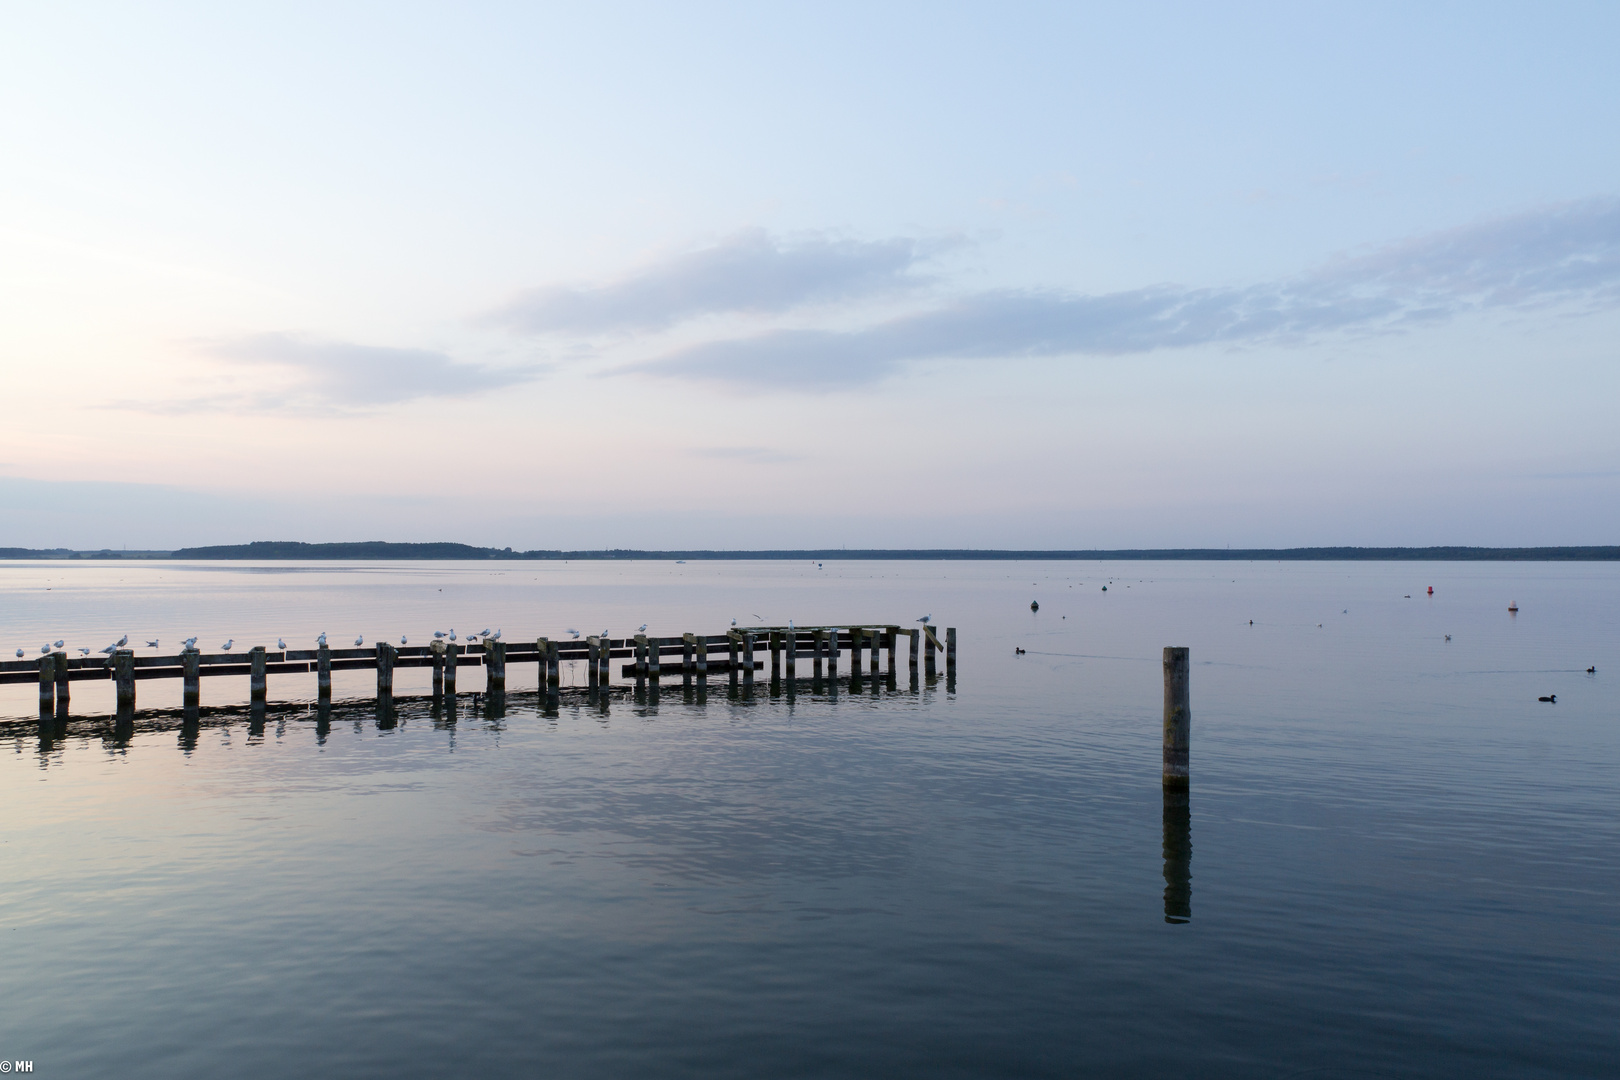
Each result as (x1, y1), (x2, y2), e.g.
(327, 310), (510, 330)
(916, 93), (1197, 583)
(1101, 585), (1107, 592)
(1508, 602), (1519, 612)
(1030, 600), (1039, 612)
(1538, 694), (1556, 703)
(1427, 586), (1433, 595)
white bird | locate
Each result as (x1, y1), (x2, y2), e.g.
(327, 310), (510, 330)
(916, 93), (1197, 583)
(183, 637), (198, 649)
(433, 630), (446, 639)
(354, 634), (364, 647)
(566, 629), (580, 639)
(115, 634), (128, 647)
(14, 648), (23, 657)
(491, 630), (500, 640)
(449, 630), (457, 641)
(146, 640), (159, 648)
(53, 639), (64, 648)
(731, 618), (737, 626)
(479, 628), (490, 638)
(788, 619), (795, 631)
(39, 644), (50, 654)
(221, 639), (234, 651)
(78, 647), (90, 656)
(277, 638), (286, 650)
(316, 632), (327, 646)
(99, 644), (116, 655)
(637, 624), (648, 633)
(916, 614), (932, 624)
(401, 635), (408, 645)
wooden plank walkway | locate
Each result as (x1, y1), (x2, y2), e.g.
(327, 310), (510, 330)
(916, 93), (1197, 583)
(4, 624), (956, 717)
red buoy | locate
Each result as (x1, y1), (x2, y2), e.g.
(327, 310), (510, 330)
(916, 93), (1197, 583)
(1427, 586), (1433, 595)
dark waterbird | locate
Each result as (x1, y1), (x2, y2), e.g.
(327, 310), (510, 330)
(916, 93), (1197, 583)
(1539, 694), (1557, 703)
(1030, 600), (1039, 612)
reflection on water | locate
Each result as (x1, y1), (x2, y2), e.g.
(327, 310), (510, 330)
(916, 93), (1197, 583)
(1163, 789), (1192, 923)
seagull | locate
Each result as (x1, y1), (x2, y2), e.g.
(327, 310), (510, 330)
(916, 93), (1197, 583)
(183, 636), (198, 649)
(277, 638), (286, 650)
(53, 639), (64, 648)
(916, 615), (931, 624)
(146, 640), (159, 648)
(78, 647), (90, 656)
(14, 648), (23, 657)
(100, 644), (116, 655)
(354, 634), (364, 647)
(449, 630), (457, 641)
(731, 618), (738, 627)
(316, 632), (327, 647)
(788, 619), (795, 631)
(115, 634), (128, 647)
(491, 630), (500, 640)
(479, 628), (491, 638)
(752, 614), (762, 620)
(221, 639), (234, 651)
(434, 630), (446, 639)
(1444, 635), (1451, 641)
(566, 629), (580, 639)
(637, 624), (648, 633)
(39, 644), (50, 654)
(401, 635), (408, 645)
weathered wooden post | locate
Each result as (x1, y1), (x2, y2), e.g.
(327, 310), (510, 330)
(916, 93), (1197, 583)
(870, 629), (881, 674)
(1163, 647), (1190, 789)
(743, 633), (755, 686)
(827, 628), (839, 679)
(485, 638), (506, 694)
(250, 645), (267, 707)
(376, 641), (396, 703)
(444, 641), (459, 695)
(770, 631), (781, 681)
(849, 628), (863, 677)
(317, 641), (332, 704)
(646, 637), (659, 681)
(37, 653), (55, 717)
(182, 647), (201, 711)
(431, 640), (445, 698)
(696, 638), (708, 686)
(887, 626), (899, 675)
(635, 634), (648, 683)
(53, 651), (70, 712)
(114, 649), (136, 712)
(682, 633), (695, 686)
(946, 628), (956, 676)
(586, 636), (600, 687)
(924, 626), (938, 677)
(547, 639), (560, 687)
(786, 630), (797, 679)
(909, 627), (920, 672)
(727, 631), (740, 685)
(812, 630), (824, 679)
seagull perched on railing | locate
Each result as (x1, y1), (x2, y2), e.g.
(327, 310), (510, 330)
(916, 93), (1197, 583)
(354, 634), (364, 647)
(53, 639), (64, 648)
(146, 640), (159, 648)
(277, 638), (286, 650)
(78, 647), (90, 656)
(916, 615), (931, 624)
(449, 629), (457, 641)
(14, 648), (23, 657)
(39, 644), (51, 654)
(637, 624), (648, 633)
(478, 628), (490, 638)
(316, 632), (327, 647)
(401, 635), (408, 645)
(490, 630), (501, 641)
(730, 618), (737, 627)
(433, 630), (446, 639)
(115, 634), (128, 647)
(183, 636), (198, 649)
(100, 644), (116, 656)
(221, 639), (234, 651)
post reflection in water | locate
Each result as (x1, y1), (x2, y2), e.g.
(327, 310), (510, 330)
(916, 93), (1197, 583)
(1162, 789), (1192, 923)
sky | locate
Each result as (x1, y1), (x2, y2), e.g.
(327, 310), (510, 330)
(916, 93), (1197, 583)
(2, 1), (1618, 550)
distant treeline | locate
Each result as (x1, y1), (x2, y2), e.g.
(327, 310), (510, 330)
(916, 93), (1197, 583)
(5, 540), (1595, 561)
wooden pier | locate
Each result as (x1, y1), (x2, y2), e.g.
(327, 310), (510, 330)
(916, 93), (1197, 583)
(2, 624), (955, 717)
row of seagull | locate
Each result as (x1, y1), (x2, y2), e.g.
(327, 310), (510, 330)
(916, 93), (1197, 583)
(15, 619), (937, 660)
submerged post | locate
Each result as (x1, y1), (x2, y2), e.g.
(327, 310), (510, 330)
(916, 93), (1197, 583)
(909, 627), (920, 671)
(182, 647), (201, 711)
(946, 628), (956, 676)
(924, 626), (937, 677)
(696, 638), (708, 686)
(1162, 647), (1190, 789)
(786, 630), (797, 679)
(887, 626), (898, 675)
(827, 628), (839, 679)
(114, 649), (136, 712)
(770, 631), (781, 681)
(53, 651), (70, 712)
(646, 637), (659, 681)
(431, 640), (445, 698)
(250, 645), (267, 706)
(377, 641), (397, 702)
(445, 641), (459, 695)
(743, 633), (755, 686)
(37, 653), (55, 717)
(587, 636), (600, 687)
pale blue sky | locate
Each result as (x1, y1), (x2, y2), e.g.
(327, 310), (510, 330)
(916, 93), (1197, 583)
(2, 2), (1617, 548)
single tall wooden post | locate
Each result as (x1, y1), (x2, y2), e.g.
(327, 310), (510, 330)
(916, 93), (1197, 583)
(376, 641), (396, 702)
(887, 627), (898, 675)
(114, 649), (136, 712)
(924, 626), (938, 677)
(182, 647), (201, 710)
(909, 627), (920, 672)
(250, 645), (268, 706)
(602, 637), (613, 683)
(37, 653), (55, 717)
(696, 639), (708, 686)
(743, 633), (755, 686)
(53, 651), (70, 712)
(587, 636), (600, 687)
(444, 641), (459, 695)
(683, 634), (695, 686)
(727, 632), (740, 684)
(946, 628), (956, 676)
(812, 630), (824, 679)
(317, 642), (333, 703)
(827, 628), (839, 679)
(870, 629), (881, 674)
(1163, 647), (1190, 788)
(635, 634), (648, 682)
(485, 639), (506, 694)
(786, 630), (797, 679)
(646, 637), (659, 681)
(849, 628), (863, 676)
(431, 640), (445, 698)
(770, 631), (781, 681)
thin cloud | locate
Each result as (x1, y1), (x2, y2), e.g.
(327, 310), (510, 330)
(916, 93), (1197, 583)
(489, 228), (953, 334)
(627, 198), (1620, 389)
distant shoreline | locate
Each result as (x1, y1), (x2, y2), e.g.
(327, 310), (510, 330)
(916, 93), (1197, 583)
(3, 542), (1619, 561)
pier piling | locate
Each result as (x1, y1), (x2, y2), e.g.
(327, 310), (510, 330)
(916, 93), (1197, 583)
(485, 639), (506, 694)
(743, 633), (755, 686)
(924, 626), (938, 677)
(946, 628), (956, 676)
(114, 649), (136, 712)
(909, 628), (920, 672)
(377, 641), (397, 703)
(182, 647), (201, 711)
(37, 654), (54, 717)
(444, 641), (458, 696)
(53, 651), (69, 712)
(431, 640), (445, 698)
(786, 631), (797, 679)
(1162, 647), (1190, 789)
(250, 645), (267, 706)
(317, 642), (332, 704)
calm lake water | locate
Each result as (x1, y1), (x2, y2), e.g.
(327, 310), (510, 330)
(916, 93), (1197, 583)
(2, 559), (1617, 1078)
